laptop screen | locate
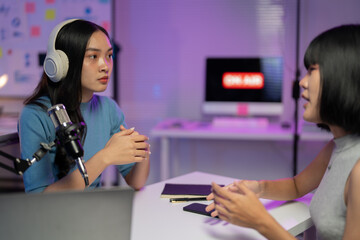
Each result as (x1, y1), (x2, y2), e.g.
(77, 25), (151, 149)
(0, 188), (134, 240)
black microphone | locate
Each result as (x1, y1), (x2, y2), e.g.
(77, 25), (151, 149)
(47, 104), (89, 186)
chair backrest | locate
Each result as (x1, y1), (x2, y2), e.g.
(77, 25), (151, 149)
(0, 132), (24, 192)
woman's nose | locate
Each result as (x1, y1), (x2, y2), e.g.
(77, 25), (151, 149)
(299, 75), (308, 89)
(99, 58), (110, 72)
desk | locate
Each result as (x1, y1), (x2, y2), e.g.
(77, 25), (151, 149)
(132, 171), (313, 240)
(151, 119), (333, 180)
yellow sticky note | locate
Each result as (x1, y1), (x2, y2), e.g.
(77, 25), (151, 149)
(45, 9), (56, 20)
(0, 48), (2, 58)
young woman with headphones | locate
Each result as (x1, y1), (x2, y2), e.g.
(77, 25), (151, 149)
(18, 19), (150, 193)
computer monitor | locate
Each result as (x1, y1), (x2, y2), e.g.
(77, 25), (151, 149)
(203, 57), (283, 117)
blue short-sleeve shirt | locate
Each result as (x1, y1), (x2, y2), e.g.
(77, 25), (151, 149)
(18, 95), (134, 193)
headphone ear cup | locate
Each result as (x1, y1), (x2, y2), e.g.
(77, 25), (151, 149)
(43, 19), (76, 83)
(56, 50), (69, 81)
(43, 49), (69, 83)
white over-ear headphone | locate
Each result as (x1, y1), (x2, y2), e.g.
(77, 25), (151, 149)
(43, 19), (78, 83)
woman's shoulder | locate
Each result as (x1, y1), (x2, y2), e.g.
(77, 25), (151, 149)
(20, 96), (52, 118)
(18, 96), (55, 140)
(350, 159), (360, 180)
(347, 158), (360, 206)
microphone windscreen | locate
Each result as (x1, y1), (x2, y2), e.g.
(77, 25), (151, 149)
(47, 104), (71, 130)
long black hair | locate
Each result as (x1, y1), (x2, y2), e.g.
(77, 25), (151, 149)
(304, 24), (360, 135)
(24, 19), (111, 179)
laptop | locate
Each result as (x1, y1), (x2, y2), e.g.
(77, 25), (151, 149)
(0, 187), (134, 240)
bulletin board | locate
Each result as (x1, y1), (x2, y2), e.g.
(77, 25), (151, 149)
(0, 0), (113, 98)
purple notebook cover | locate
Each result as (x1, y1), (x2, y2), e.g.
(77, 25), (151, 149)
(161, 183), (217, 196)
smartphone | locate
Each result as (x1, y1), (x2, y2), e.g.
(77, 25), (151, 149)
(183, 203), (218, 218)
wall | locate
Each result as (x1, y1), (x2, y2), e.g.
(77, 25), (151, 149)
(114, 0), (360, 184)
(0, 0), (113, 116)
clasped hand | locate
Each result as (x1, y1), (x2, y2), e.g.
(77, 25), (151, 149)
(102, 125), (150, 165)
(205, 180), (269, 229)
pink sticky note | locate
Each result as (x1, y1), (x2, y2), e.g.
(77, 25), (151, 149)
(237, 103), (249, 116)
(25, 2), (35, 13)
(102, 21), (111, 33)
(46, 0), (55, 3)
(30, 26), (41, 37)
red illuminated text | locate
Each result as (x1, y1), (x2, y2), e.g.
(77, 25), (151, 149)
(222, 72), (264, 89)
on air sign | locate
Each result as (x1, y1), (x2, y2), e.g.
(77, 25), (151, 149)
(222, 72), (264, 89)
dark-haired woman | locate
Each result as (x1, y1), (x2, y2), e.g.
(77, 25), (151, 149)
(18, 19), (150, 193)
(206, 24), (360, 239)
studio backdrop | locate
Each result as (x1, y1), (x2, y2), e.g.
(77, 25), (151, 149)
(0, 0), (113, 98)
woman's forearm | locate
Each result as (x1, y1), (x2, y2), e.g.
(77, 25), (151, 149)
(43, 149), (109, 192)
(125, 157), (150, 190)
(257, 213), (297, 240)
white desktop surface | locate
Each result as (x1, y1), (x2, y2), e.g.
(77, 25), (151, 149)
(132, 171), (313, 240)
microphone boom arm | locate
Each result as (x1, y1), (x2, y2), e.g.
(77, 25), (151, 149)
(0, 141), (56, 175)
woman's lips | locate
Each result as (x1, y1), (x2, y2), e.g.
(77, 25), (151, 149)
(301, 95), (309, 109)
(98, 77), (108, 84)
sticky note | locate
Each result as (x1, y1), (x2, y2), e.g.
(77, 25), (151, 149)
(102, 21), (111, 33)
(45, 9), (56, 20)
(25, 2), (35, 13)
(30, 26), (40, 37)
(46, 0), (55, 3)
(0, 47), (2, 58)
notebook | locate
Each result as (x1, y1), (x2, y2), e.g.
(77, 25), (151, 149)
(161, 183), (223, 198)
(0, 187), (134, 240)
